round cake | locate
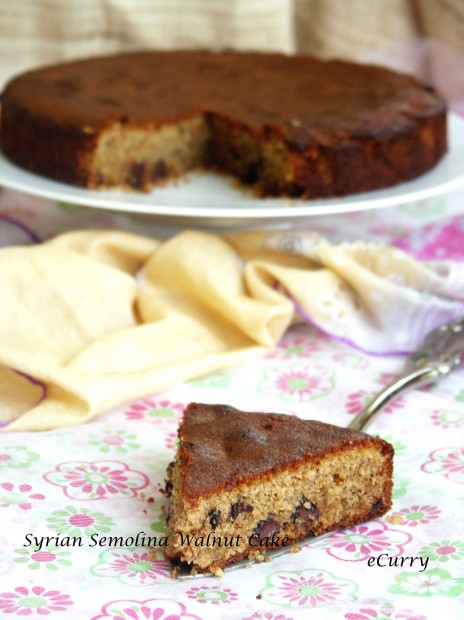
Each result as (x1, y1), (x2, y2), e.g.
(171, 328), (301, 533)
(0, 50), (447, 198)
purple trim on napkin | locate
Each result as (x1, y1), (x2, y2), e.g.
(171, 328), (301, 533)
(14, 370), (48, 402)
(0, 371), (47, 428)
(272, 278), (411, 357)
(287, 291), (412, 358)
(0, 214), (42, 244)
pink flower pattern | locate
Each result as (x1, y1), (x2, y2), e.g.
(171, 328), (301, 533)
(186, 585), (238, 605)
(259, 365), (334, 402)
(266, 335), (321, 359)
(164, 432), (179, 451)
(0, 585), (73, 615)
(241, 614), (294, 620)
(91, 599), (201, 620)
(345, 600), (427, 620)
(44, 461), (149, 500)
(124, 399), (185, 424)
(260, 569), (358, 607)
(345, 390), (405, 415)
(393, 215), (464, 260)
(421, 448), (464, 484)
(430, 409), (464, 428)
(316, 521), (413, 561)
(91, 549), (171, 585)
(397, 504), (442, 527)
(0, 482), (45, 510)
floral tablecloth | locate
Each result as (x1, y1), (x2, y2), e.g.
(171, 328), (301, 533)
(1, 183), (464, 620)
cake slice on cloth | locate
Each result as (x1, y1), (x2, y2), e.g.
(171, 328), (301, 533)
(164, 403), (393, 575)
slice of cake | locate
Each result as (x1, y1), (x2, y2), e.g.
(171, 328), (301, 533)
(165, 403), (393, 574)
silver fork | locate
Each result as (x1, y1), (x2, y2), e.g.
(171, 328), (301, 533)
(177, 317), (464, 578)
(348, 316), (464, 431)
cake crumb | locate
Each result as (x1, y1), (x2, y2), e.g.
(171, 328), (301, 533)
(213, 567), (224, 577)
(386, 512), (403, 524)
(291, 545), (301, 554)
(256, 594), (262, 600)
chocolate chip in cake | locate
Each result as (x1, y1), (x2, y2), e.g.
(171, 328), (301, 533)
(151, 159), (168, 180)
(243, 163), (261, 184)
(230, 501), (253, 522)
(254, 518), (280, 541)
(163, 480), (174, 498)
(127, 161), (147, 189)
(209, 510), (221, 530)
(372, 499), (384, 514)
(292, 497), (319, 524)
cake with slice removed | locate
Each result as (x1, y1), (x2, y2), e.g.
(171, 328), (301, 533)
(164, 403), (394, 575)
(1, 50), (447, 198)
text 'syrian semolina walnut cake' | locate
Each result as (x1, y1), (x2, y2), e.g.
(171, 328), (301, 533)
(164, 404), (394, 575)
(0, 50), (447, 199)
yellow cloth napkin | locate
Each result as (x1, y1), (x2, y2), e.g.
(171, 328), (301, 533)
(1, 228), (464, 432)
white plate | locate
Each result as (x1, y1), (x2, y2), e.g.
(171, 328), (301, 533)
(1, 113), (463, 227)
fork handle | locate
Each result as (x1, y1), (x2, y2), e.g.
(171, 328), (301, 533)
(347, 365), (444, 432)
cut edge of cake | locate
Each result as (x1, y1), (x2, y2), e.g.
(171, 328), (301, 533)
(164, 403), (394, 575)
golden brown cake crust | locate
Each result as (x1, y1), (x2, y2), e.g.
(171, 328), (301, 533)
(0, 50), (447, 197)
(178, 403), (393, 500)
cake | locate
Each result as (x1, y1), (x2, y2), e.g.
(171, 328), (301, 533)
(165, 403), (394, 574)
(0, 50), (447, 199)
